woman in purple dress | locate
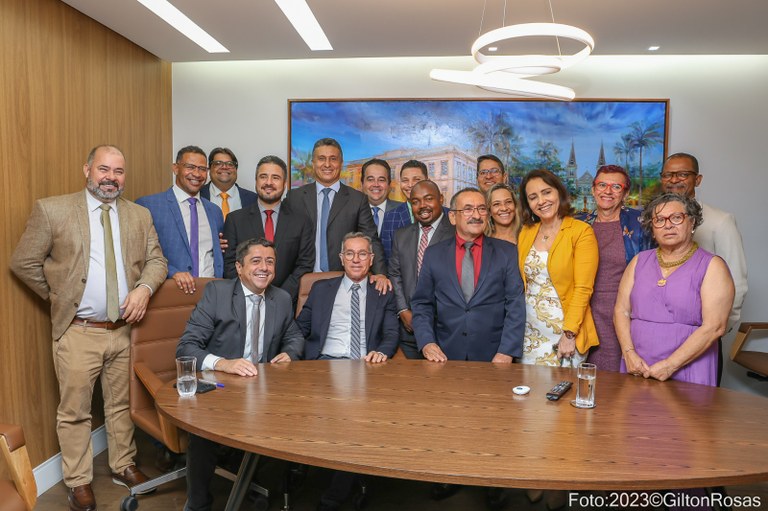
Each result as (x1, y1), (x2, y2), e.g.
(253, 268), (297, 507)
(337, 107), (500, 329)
(614, 193), (734, 386)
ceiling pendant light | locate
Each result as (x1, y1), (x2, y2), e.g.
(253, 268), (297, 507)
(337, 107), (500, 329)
(430, 1), (594, 101)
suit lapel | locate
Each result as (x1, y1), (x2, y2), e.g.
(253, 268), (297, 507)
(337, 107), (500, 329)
(262, 287), (276, 358)
(364, 282), (377, 342)
(116, 197), (132, 273)
(327, 184), (348, 226)
(75, 193), (91, 278)
(167, 188), (192, 258)
(549, 217), (569, 256)
(301, 185), (317, 223)
(232, 283), (247, 355)
(318, 278), (343, 344)
(474, 238), (494, 297)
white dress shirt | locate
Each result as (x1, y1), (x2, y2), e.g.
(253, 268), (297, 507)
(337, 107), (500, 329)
(208, 183), (243, 213)
(78, 190), (129, 320)
(258, 201), (281, 231)
(416, 212), (444, 257)
(370, 199), (388, 236)
(173, 185), (215, 277)
(313, 181), (341, 271)
(321, 276), (367, 358)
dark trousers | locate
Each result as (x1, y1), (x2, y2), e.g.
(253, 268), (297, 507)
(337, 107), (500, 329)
(399, 331), (424, 359)
(185, 434), (238, 511)
(320, 471), (360, 506)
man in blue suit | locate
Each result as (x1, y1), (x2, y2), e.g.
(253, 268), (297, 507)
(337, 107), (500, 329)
(379, 159), (428, 261)
(200, 147), (258, 218)
(137, 146), (224, 293)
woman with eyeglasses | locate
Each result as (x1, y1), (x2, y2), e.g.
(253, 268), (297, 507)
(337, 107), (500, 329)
(614, 193), (734, 386)
(517, 169), (599, 368)
(575, 165), (651, 371)
(485, 183), (521, 244)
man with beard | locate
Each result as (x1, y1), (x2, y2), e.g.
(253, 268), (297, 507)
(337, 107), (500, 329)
(222, 155), (314, 303)
(200, 147), (258, 218)
(137, 145), (225, 294)
(388, 180), (454, 359)
(10, 145), (167, 511)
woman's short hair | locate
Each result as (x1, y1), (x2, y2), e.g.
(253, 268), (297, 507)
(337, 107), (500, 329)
(594, 164), (630, 189)
(485, 183), (521, 237)
(641, 192), (703, 234)
(519, 169), (574, 225)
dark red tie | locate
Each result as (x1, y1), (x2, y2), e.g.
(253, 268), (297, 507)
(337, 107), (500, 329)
(264, 210), (274, 242)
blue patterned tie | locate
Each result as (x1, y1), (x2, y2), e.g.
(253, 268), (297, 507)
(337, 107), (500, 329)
(319, 188), (331, 271)
(371, 206), (381, 231)
(350, 283), (361, 359)
(188, 197), (199, 277)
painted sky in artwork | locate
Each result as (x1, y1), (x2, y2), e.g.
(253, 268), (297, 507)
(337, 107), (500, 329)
(290, 99), (667, 179)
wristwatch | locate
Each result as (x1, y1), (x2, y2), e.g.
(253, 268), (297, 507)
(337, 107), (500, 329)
(563, 330), (575, 340)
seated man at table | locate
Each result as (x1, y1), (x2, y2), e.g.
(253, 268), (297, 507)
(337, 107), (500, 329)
(176, 238), (304, 511)
(296, 232), (399, 510)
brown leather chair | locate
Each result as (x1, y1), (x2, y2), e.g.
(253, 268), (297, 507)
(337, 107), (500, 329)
(295, 271), (344, 318)
(0, 423), (36, 511)
(730, 322), (768, 380)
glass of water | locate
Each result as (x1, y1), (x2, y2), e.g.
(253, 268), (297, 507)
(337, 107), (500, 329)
(574, 362), (596, 408)
(176, 356), (197, 398)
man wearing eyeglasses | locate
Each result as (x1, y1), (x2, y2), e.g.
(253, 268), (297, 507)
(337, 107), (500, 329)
(200, 147), (258, 218)
(296, 231), (398, 511)
(477, 154), (509, 194)
(137, 146), (225, 293)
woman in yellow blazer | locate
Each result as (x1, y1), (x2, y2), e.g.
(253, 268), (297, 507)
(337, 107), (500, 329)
(517, 169), (599, 367)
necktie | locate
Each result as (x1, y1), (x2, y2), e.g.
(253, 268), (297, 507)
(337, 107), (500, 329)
(319, 188), (331, 271)
(99, 204), (120, 322)
(264, 209), (275, 242)
(417, 224), (433, 275)
(460, 241), (475, 302)
(248, 294), (263, 363)
(350, 283), (361, 359)
(220, 192), (230, 219)
(371, 206), (381, 232)
(188, 197), (199, 277)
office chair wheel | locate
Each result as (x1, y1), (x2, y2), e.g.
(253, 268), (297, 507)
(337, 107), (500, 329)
(120, 495), (139, 511)
(354, 492), (368, 511)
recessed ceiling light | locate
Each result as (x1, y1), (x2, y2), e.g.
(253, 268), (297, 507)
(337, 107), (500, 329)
(648, 46), (660, 51)
(135, 0), (228, 53)
(274, 0), (333, 51)
(488, 46), (498, 52)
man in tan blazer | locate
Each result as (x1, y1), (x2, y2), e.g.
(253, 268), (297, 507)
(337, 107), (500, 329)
(10, 145), (167, 511)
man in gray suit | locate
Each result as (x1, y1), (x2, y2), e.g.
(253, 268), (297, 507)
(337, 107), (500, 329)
(177, 238), (304, 511)
(388, 180), (455, 358)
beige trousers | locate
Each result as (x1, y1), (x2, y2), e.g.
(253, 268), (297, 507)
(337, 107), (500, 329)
(53, 323), (136, 487)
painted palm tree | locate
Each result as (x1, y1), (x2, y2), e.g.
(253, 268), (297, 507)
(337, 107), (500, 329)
(612, 134), (635, 174)
(629, 121), (663, 198)
(534, 140), (561, 170)
(467, 111), (522, 170)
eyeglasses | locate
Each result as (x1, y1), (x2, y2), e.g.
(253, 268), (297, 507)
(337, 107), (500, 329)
(594, 181), (626, 192)
(660, 171), (697, 181)
(452, 205), (489, 217)
(341, 250), (372, 261)
(478, 168), (502, 176)
(179, 163), (209, 173)
(211, 160), (237, 169)
(652, 212), (688, 228)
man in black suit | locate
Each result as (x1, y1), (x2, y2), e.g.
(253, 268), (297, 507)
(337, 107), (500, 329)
(388, 180), (455, 359)
(286, 138), (386, 275)
(222, 155), (314, 302)
(200, 147), (258, 218)
(360, 158), (403, 238)
(177, 238), (304, 511)
(296, 232), (398, 510)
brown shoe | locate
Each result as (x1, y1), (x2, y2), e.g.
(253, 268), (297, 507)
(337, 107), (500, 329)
(68, 484), (97, 511)
(112, 465), (155, 494)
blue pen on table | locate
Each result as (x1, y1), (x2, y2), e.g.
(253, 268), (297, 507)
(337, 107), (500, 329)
(199, 378), (225, 388)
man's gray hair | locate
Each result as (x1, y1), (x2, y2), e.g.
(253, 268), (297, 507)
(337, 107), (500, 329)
(340, 232), (372, 253)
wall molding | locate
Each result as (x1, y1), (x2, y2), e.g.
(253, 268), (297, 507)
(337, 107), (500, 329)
(32, 426), (107, 495)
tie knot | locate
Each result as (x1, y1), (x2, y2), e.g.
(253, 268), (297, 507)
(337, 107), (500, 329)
(422, 224), (433, 233)
(188, 197), (198, 206)
(248, 294), (263, 305)
(220, 192), (229, 199)
(99, 204), (111, 212)
(321, 188), (332, 197)
(372, 206), (380, 214)
(265, 209), (273, 218)
(351, 283), (361, 292)
(464, 241), (474, 250)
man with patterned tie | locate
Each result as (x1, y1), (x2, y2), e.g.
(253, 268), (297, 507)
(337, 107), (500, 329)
(177, 238), (304, 511)
(388, 180), (455, 359)
(360, 158), (403, 239)
(10, 145), (167, 511)
(200, 147), (258, 217)
(137, 146), (225, 294)
(296, 232), (399, 511)
(222, 155), (314, 302)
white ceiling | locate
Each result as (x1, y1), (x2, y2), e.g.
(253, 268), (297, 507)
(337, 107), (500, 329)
(61, 0), (768, 62)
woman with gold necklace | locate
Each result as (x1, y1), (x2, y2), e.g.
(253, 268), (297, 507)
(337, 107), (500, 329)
(614, 193), (734, 386)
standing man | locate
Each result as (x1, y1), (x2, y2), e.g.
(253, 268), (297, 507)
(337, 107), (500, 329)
(380, 159), (429, 260)
(137, 146), (225, 294)
(476, 154), (509, 194)
(388, 180), (455, 359)
(177, 238), (304, 511)
(660, 152), (748, 383)
(286, 138), (386, 275)
(200, 147), (258, 218)
(10, 145), (167, 511)
(222, 155), (314, 302)
(296, 232), (398, 511)
(360, 158), (403, 237)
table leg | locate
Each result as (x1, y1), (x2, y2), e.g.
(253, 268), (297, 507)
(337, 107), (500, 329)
(224, 452), (260, 511)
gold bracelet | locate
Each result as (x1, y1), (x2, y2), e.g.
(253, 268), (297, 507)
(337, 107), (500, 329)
(624, 347), (635, 353)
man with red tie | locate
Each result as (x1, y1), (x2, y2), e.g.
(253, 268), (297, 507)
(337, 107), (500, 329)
(222, 155), (314, 303)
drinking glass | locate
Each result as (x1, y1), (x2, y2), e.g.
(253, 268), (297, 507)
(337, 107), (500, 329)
(575, 362), (596, 408)
(176, 356), (197, 398)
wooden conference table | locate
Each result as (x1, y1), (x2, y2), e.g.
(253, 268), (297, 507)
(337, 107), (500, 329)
(156, 360), (768, 509)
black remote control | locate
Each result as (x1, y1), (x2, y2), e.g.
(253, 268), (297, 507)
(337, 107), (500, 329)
(546, 381), (573, 401)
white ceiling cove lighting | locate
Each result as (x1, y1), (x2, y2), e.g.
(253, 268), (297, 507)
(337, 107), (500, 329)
(648, 46), (660, 51)
(430, 1), (594, 101)
(135, 0), (228, 53)
(274, 0), (333, 51)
